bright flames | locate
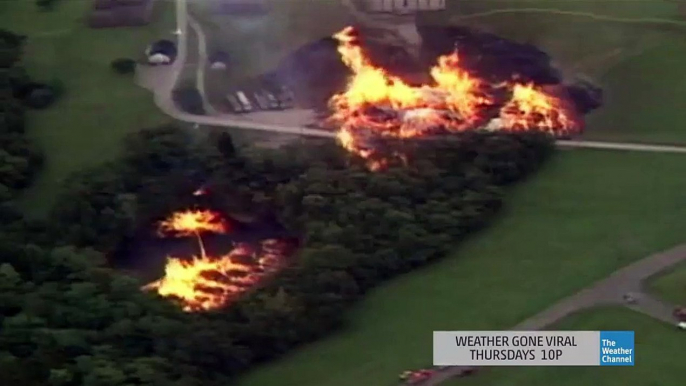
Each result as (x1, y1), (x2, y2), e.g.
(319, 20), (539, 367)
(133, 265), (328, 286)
(328, 26), (581, 165)
(144, 209), (288, 312)
(157, 209), (229, 237)
(499, 83), (577, 131)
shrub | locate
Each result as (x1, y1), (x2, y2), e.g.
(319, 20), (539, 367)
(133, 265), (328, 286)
(24, 87), (55, 109)
(111, 58), (137, 75)
(36, 0), (58, 11)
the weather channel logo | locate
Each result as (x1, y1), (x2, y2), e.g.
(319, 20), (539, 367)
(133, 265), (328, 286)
(599, 331), (634, 366)
(433, 331), (635, 366)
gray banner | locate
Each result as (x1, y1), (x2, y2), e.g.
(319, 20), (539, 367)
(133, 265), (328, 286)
(433, 331), (600, 366)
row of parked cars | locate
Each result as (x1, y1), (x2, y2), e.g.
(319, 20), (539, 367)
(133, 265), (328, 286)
(225, 84), (295, 114)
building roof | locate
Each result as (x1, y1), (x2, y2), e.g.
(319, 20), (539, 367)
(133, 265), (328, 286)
(364, 0), (446, 13)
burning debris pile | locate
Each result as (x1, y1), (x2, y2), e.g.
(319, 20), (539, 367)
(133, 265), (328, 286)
(142, 209), (291, 312)
(417, 25), (603, 114)
(326, 27), (585, 167)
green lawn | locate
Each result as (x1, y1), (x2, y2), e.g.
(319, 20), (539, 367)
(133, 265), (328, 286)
(584, 36), (686, 144)
(0, 0), (176, 216)
(447, 307), (686, 386)
(234, 149), (686, 386)
(648, 262), (686, 305)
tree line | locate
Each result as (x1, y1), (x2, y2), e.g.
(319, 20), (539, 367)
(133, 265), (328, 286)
(0, 28), (557, 386)
(0, 29), (52, 205)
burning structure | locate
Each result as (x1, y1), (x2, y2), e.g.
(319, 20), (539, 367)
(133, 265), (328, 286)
(142, 209), (291, 312)
(326, 26), (583, 167)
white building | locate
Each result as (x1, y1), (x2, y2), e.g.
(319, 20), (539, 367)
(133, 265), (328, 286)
(365, 0), (446, 14)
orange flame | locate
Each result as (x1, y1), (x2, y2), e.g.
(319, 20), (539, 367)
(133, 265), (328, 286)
(330, 26), (493, 138)
(499, 83), (578, 133)
(142, 240), (286, 312)
(157, 209), (229, 237)
(328, 26), (582, 168)
(145, 209), (289, 312)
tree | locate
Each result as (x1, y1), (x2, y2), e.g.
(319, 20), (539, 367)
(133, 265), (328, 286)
(0, 29), (24, 67)
(36, 0), (59, 11)
(0, 28), (45, 202)
(215, 131), (236, 159)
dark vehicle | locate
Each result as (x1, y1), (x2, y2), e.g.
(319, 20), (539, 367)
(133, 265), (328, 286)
(148, 39), (177, 60)
(226, 94), (244, 113)
(263, 91), (281, 110)
(235, 91), (253, 112)
(209, 50), (230, 66)
(674, 306), (686, 322)
(252, 91), (269, 110)
(279, 84), (295, 101)
(276, 85), (295, 109)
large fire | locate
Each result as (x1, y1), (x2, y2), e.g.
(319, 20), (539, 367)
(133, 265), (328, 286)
(328, 26), (581, 164)
(157, 209), (229, 238)
(143, 209), (288, 312)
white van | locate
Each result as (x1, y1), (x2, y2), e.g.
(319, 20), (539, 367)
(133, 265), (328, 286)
(236, 91), (253, 112)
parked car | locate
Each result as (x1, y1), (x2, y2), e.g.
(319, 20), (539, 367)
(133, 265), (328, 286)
(276, 86), (295, 109)
(263, 91), (281, 110)
(235, 91), (253, 112)
(252, 91), (269, 110)
(226, 94), (244, 113)
(278, 84), (295, 99)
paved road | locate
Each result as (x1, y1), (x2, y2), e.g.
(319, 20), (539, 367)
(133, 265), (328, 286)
(187, 11), (216, 115)
(423, 244), (686, 385)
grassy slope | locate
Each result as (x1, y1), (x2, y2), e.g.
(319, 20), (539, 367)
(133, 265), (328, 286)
(648, 261), (686, 305)
(584, 36), (686, 144)
(434, 0), (679, 68)
(448, 307), (686, 386)
(235, 149), (686, 386)
(0, 0), (175, 216)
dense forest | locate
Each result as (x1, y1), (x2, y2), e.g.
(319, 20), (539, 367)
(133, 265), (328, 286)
(0, 28), (556, 386)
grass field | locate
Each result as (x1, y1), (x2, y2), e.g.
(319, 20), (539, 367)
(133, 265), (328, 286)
(584, 35), (686, 144)
(648, 262), (686, 305)
(0, 0), (176, 216)
(447, 307), (686, 386)
(234, 149), (686, 386)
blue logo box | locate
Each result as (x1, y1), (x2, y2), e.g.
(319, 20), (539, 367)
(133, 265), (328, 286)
(599, 331), (634, 366)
